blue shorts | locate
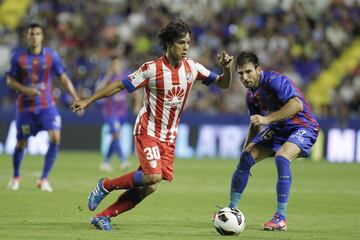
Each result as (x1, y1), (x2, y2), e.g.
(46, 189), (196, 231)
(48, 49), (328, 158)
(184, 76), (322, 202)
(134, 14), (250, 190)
(252, 125), (318, 157)
(105, 116), (125, 134)
(16, 107), (61, 140)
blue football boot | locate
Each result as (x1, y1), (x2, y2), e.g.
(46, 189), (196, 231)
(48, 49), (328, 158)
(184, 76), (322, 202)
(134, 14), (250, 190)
(90, 216), (112, 231)
(88, 178), (109, 211)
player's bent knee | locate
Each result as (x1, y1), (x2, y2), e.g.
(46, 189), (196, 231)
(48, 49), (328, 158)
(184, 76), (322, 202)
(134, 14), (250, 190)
(49, 136), (61, 144)
(48, 130), (61, 144)
(16, 140), (28, 149)
(146, 184), (158, 194)
(142, 173), (162, 185)
(237, 152), (255, 171)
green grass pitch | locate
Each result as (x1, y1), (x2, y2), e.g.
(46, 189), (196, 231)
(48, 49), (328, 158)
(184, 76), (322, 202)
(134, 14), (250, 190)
(0, 151), (359, 240)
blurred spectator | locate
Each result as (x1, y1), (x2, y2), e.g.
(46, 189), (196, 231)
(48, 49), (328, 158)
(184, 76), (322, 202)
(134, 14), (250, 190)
(0, 0), (359, 116)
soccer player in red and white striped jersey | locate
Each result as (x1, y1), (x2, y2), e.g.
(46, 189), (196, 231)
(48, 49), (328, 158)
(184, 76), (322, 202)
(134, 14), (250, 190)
(71, 21), (233, 231)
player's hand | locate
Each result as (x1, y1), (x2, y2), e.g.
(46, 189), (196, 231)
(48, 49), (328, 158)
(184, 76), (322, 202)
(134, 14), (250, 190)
(217, 51), (234, 69)
(76, 109), (85, 116)
(71, 99), (90, 112)
(24, 87), (40, 97)
(250, 114), (270, 126)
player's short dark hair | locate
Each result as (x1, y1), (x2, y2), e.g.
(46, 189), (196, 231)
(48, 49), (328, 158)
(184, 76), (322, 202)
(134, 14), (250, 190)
(27, 22), (44, 33)
(235, 52), (260, 68)
(157, 21), (191, 51)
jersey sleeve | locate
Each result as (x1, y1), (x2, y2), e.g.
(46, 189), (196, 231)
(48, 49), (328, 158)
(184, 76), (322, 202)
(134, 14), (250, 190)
(7, 51), (19, 79)
(51, 50), (66, 76)
(194, 61), (218, 86)
(246, 92), (261, 115)
(121, 63), (149, 93)
(269, 75), (300, 103)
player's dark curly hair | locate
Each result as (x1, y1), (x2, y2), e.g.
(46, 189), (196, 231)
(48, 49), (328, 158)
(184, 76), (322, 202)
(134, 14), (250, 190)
(236, 52), (260, 68)
(157, 21), (191, 51)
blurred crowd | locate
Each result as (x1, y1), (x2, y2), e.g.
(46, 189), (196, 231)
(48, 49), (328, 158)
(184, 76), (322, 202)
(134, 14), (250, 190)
(0, 0), (359, 117)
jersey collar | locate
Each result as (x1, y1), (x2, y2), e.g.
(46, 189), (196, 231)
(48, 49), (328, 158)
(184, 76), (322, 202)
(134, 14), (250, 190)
(162, 55), (183, 71)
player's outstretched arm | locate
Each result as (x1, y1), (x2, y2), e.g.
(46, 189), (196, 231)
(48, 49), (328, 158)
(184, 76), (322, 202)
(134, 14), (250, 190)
(215, 51), (234, 89)
(71, 80), (125, 112)
(250, 97), (303, 126)
(59, 73), (81, 101)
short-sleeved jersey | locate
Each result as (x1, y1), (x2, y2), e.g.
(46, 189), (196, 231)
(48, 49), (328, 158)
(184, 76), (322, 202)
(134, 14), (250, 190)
(121, 56), (218, 143)
(102, 71), (129, 118)
(7, 47), (65, 112)
(246, 71), (319, 131)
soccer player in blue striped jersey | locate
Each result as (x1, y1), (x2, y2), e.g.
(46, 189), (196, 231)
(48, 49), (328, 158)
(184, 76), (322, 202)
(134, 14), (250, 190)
(228, 52), (319, 231)
(98, 55), (141, 172)
(6, 23), (80, 192)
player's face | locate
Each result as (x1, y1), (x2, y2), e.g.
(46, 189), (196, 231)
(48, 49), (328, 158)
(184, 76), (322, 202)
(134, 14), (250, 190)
(27, 27), (44, 49)
(168, 32), (190, 61)
(236, 62), (261, 88)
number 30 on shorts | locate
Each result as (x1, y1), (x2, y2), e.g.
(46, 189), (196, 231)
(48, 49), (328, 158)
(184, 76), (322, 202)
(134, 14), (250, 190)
(143, 146), (161, 161)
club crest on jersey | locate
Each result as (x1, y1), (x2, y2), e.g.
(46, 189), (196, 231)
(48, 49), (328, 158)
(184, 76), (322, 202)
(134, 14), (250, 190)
(186, 72), (192, 81)
(164, 86), (185, 107)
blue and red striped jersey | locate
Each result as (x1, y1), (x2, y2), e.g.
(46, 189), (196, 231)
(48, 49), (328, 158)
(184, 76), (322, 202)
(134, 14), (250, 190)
(7, 47), (65, 112)
(246, 71), (319, 130)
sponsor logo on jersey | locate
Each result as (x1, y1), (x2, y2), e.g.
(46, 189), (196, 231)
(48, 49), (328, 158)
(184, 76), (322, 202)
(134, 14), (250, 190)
(164, 86), (185, 107)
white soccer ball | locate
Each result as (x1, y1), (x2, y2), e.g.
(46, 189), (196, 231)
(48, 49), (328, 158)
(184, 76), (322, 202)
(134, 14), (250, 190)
(213, 207), (246, 235)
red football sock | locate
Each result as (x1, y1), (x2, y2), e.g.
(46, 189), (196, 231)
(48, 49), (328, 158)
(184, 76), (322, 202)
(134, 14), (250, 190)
(103, 171), (137, 192)
(97, 188), (142, 218)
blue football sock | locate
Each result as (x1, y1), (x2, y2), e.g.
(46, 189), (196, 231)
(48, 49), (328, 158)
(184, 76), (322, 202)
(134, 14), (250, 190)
(13, 148), (25, 178)
(113, 139), (125, 163)
(41, 143), (59, 179)
(229, 192), (242, 208)
(275, 155), (292, 218)
(229, 152), (255, 208)
(276, 203), (288, 218)
(132, 170), (143, 186)
(104, 140), (115, 163)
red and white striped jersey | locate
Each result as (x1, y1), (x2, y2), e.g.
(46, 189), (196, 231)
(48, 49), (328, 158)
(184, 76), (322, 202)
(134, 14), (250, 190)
(121, 56), (218, 143)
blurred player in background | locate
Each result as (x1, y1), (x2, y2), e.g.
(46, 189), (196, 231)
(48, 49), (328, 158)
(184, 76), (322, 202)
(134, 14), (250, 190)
(72, 21), (234, 231)
(228, 52), (319, 231)
(6, 23), (81, 192)
(98, 55), (141, 172)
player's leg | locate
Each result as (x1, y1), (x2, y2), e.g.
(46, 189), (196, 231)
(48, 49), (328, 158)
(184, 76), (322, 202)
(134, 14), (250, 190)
(87, 170), (143, 211)
(8, 139), (27, 190)
(90, 181), (160, 231)
(101, 119), (116, 170)
(117, 117), (131, 169)
(275, 142), (301, 216)
(112, 129), (129, 169)
(36, 129), (60, 192)
(264, 127), (318, 231)
(88, 135), (161, 211)
(8, 112), (34, 190)
(94, 177), (161, 218)
(90, 135), (173, 230)
(38, 108), (61, 192)
(229, 143), (274, 208)
(100, 118), (125, 172)
(263, 141), (300, 231)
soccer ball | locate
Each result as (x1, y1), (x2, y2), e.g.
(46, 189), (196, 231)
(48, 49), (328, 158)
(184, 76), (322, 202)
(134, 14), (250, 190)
(213, 207), (246, 235)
